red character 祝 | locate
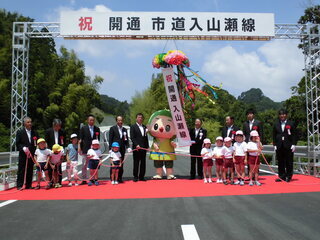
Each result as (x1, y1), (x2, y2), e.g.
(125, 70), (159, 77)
(79, 17), (93, 31)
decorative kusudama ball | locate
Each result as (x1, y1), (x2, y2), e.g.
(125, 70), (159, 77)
(152, 50), (190, 68)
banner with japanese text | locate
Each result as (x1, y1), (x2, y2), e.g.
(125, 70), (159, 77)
(60, 11), (275, 39)
(162, 67), (192, 147)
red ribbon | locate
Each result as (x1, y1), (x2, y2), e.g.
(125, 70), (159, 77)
(33, 136), (37, 146)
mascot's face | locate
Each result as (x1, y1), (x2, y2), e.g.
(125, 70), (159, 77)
(148, 115), (176, 139)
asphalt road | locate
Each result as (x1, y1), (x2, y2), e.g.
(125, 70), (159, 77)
(1, 154), (319, 240)
(0, 192), (319, 240)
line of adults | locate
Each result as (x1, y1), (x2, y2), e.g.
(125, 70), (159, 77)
(16, 108), (297, 189)
(189, 108), (298, 182)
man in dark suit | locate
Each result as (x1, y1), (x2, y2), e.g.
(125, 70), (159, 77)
(130, 113), (149, 182)
(273, 109), (297, 182)
(45, 119), (66, 149)
(45, 118), (66, 185)
(109, 116), (129, 183)
(221, 116), (240, 141)
(189, 118), (207, 179)
(243, 109), (264, 143)
(16, 117), (38, 189)
(79, 115), (100, 184)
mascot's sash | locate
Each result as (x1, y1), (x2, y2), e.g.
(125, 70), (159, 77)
(162, 67), (192, 147)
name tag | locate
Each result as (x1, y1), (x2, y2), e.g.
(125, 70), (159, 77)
(282, 136), (284, 141)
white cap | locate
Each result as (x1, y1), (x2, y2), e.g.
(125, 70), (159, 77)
(203, 138), (211, 144)
(235, 130), (244, 136)
(92, 139), (100, 145)
(216, 136), (223, 141)
(224, 137), (232, 142)
(250, 130), (259, 137)
(70, 133), (78, 139)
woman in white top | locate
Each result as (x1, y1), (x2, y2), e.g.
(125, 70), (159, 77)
(201, 138), (213, 183)
(222, 137), (235, 185)
(247, 130), (263, 186)
(49, 144), (64, 188)
(212, 136), (224, 183)
(34, 138), (51, 189)
(233, 130), (247, 186)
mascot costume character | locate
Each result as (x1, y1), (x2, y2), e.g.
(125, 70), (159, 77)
(147, 109), (177, 180)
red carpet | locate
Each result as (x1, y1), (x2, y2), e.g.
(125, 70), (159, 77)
(0, 175), (319, 200)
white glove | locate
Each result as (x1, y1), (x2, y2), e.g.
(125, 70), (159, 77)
(291, 145), (296, 152)
(23, 147), (30, 154)
(127, 148), (132, 153)
(274, 146), (277, 151)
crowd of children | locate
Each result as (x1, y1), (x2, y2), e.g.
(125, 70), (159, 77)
(31, 132), (120, 189)
(202, 130), (263, 186)
(31, 130), (263, 189)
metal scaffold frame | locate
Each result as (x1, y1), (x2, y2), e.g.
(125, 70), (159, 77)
(303, 25), (320, 173)
(10, 22), (320, 174)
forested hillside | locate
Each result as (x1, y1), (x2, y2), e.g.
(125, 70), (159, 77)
(238, 88), (283, 112)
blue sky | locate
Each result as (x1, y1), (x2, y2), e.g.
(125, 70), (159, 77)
(2, 0), (319, 102)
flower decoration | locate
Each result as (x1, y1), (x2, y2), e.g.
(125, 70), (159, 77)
(152, 49), (220, 109)
(33, 136), (37, 146)
(285, 125), (291, 135)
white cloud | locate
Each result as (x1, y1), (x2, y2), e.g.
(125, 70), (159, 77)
(45, 6), (73, 22)
(202, 40), (304, 101)
(73, 40), (117, 57)
(85, 65), (135, 101)
(85, 66), (116, 84)
(78, 4), (112, 12)
(45, 4), (111, 22)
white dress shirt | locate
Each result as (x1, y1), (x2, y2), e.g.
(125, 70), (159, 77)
(25, 128), (31, 143)
(195, 128), (200, 138)
(249, 120), (255, 131)
(227, 125), (234, 137)
(89, 125), (94, 138)
(118, 126), (123, 138)
(281, 120), (287, 132)
(137, 123), (144, 136)
(54, 130), (59, 144)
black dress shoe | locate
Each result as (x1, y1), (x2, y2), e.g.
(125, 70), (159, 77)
(275, 178), (282, 182)
(189, 176), (195, 180)
(118, 179), (123, 183)
(81, 181), (87, 185)
(286, 178), (291, 182)
(139, 178), (147, 181)
(25, 186), (35, 189)
(17, 186), (22, 190)
(133, 178), (138, 182)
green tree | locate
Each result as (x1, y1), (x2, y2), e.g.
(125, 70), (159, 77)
(0, 9), (103, 150)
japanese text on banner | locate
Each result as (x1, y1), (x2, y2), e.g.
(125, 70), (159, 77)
(162, 67), (192, 147)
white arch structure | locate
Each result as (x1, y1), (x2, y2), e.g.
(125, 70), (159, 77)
(10, 21), (320, 174)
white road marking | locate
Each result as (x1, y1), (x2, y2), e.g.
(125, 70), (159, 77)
(259, 169), (277, 175)
(181, 224), (200, 240)
(0, 200), (17, 208)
